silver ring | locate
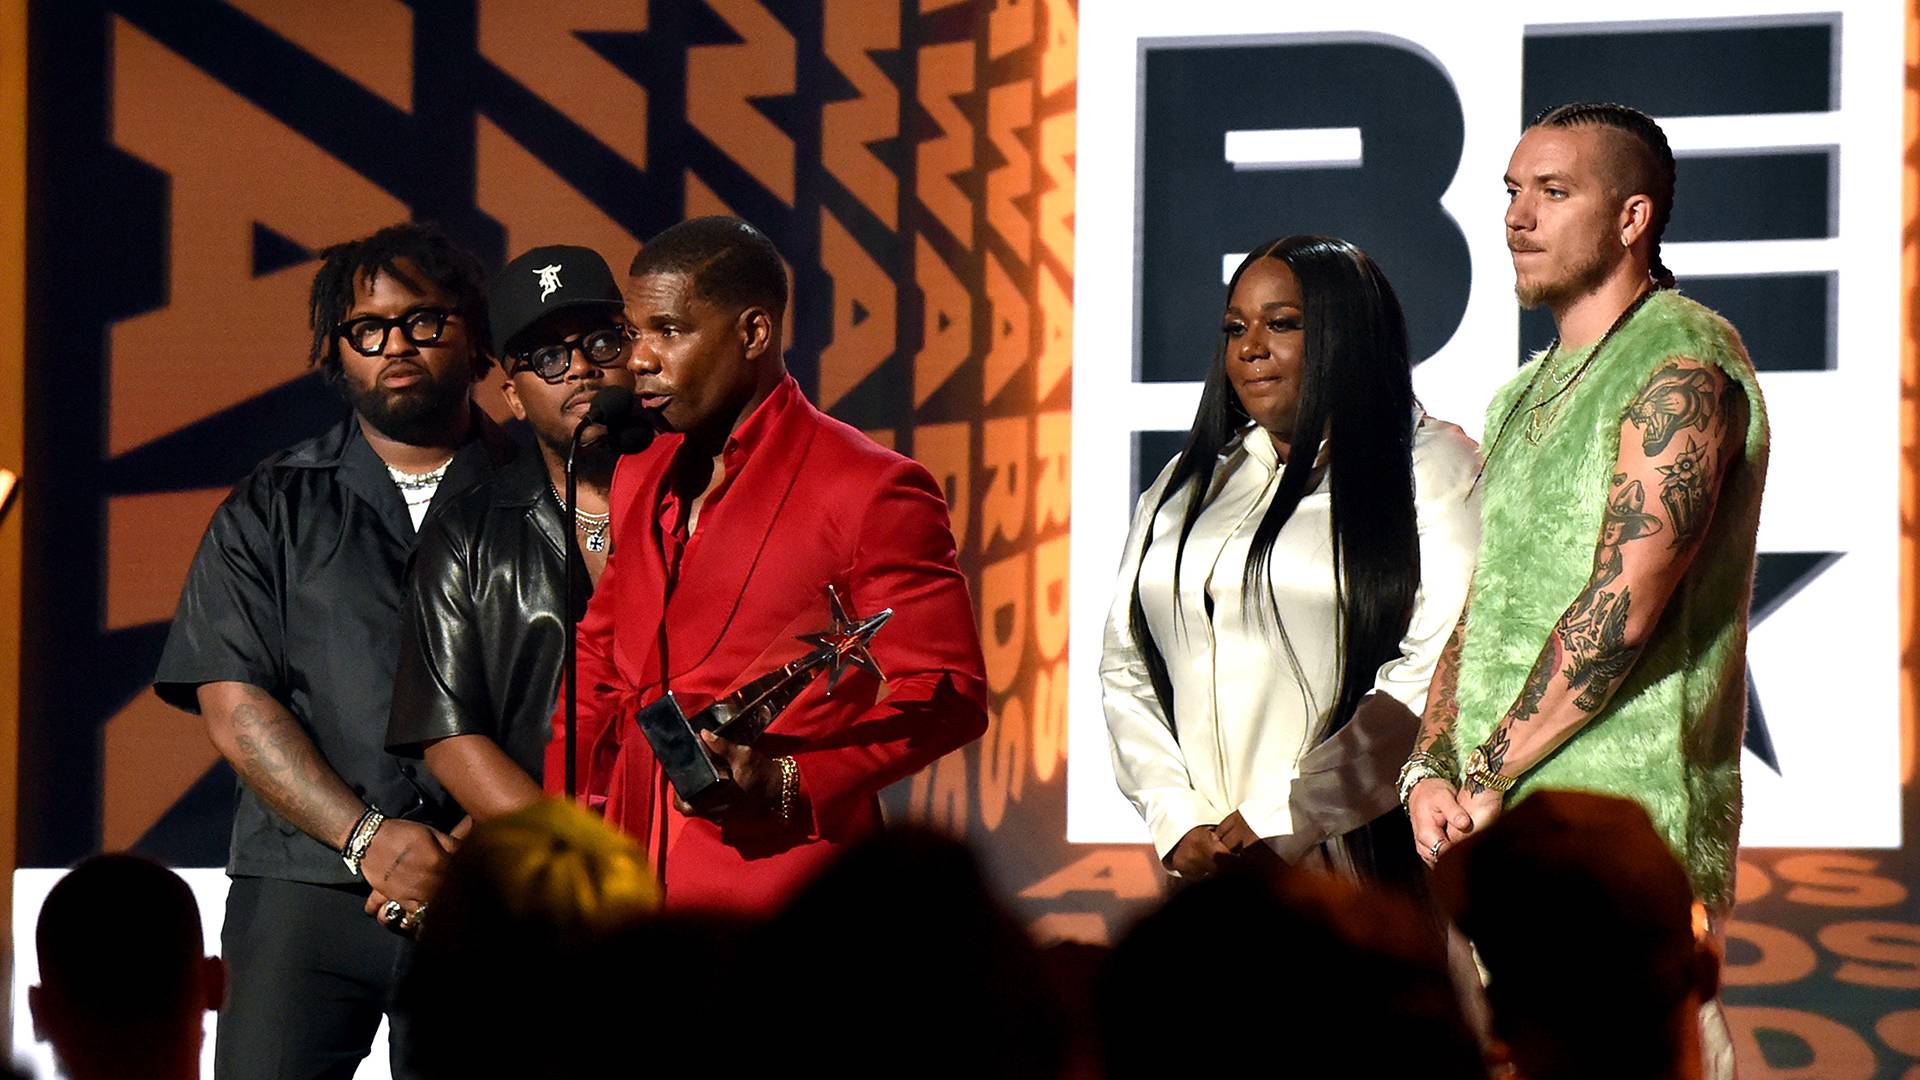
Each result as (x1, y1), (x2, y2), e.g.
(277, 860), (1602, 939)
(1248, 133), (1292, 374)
(399, 902), (429, 933)
(380, 899), (405, 926)
(1430, 838), (1444, 859)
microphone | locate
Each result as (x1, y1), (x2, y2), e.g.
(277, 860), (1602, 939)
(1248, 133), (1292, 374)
(581, 386), (656, 455)
(584, 385), (632, 426)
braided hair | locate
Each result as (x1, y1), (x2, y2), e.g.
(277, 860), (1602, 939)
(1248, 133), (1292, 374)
(1533, 102), (1677, 289)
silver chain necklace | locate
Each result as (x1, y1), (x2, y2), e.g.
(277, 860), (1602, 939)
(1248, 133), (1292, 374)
(1474, 287), (1657, 490)
(550, 482), (612, 553)
(386, 458), (452, 505)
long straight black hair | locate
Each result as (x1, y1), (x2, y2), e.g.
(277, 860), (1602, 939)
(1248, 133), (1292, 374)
(1128, 236), (1420, 744)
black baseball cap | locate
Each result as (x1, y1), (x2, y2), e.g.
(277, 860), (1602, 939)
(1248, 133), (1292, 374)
(488, 245), (625, 357)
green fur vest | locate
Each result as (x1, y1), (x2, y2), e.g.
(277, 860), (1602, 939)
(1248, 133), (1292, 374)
(1453, 289), (1769, 908)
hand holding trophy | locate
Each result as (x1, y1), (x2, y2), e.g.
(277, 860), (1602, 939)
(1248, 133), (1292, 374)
(636, 585), (892, 819)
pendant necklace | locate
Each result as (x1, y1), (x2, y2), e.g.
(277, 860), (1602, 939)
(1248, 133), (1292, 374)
(550, 482), (612, 553)
(1474, 287), (1657, 490)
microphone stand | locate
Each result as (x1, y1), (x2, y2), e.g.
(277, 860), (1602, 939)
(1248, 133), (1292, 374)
(560, 387), (646, 803)
(563, 417), (590, 802)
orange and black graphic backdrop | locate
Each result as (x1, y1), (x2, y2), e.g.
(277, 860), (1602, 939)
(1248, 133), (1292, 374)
(19, 0), (1099, 917)
(9, 2), (1920, 1074)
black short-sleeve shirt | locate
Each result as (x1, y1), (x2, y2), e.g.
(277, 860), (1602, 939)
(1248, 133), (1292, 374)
(154, 412), (514, 885)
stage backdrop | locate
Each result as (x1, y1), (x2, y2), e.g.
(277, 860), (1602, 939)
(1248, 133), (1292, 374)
(4, 1), (1917, 1077)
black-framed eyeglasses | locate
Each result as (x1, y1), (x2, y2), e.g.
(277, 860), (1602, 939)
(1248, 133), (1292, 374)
(509, 325), (632, 382)
(335, 307), (457, 357)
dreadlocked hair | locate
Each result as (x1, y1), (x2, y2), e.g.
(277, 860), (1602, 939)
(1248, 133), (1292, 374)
(306, 220), (493, 384)
(1533, 102), (1677, 289)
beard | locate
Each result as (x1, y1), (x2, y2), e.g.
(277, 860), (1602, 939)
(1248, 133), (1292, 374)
(339, 360), (473, 445)
(1514, 235), (1618, 311)
(526, 384), (629, 487)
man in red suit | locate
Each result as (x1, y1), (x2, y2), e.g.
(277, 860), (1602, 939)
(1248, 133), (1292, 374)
(551, 216), (988, 913)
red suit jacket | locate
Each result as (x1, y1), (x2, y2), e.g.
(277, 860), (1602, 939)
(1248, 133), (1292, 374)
(548, 376), (988, 913)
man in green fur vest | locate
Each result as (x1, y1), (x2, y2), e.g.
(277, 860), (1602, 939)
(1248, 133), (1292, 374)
(1399, 94), (1769, 999)
(1399, 101), (1768, 1077)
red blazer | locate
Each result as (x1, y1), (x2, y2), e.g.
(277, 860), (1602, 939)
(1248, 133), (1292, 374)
(548, 376), (988, 913)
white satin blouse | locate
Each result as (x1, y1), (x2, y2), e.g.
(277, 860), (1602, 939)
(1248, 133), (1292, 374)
(1101, 416), (1482, 861)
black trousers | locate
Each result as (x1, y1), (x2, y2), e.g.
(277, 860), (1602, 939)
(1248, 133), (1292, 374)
(215, 876), (418, 1080)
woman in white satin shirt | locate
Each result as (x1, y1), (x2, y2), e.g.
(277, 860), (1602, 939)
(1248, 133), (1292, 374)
(1102, 236), (1481, 882)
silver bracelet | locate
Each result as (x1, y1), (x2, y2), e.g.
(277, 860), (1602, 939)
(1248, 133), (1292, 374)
(1396, 756), (1447, 812)
(341, 807), (386, 877)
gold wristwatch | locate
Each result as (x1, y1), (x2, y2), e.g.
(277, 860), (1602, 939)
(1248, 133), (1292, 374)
(1464, 747), (1516, 793)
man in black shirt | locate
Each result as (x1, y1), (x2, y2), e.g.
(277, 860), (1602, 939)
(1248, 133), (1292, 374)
(387, 244), (635, 820)
(154, 222), (513, 1079)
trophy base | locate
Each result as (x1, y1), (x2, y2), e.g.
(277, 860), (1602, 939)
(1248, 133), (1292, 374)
(633, 692), (741, 814)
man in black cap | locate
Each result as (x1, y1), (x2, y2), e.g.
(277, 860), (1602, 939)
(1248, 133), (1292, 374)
(154, 221), (514, 1078)
(386, 245), (637, 825)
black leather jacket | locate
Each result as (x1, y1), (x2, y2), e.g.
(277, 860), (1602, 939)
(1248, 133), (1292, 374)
(387, 449), (590, 784)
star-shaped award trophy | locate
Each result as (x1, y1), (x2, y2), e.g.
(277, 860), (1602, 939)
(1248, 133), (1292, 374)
(633, 585), (893, 814)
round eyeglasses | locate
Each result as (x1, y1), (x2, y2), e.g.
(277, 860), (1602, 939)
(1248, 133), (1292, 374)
(509, 326), (632, 383)
(335, 308), (456, 357)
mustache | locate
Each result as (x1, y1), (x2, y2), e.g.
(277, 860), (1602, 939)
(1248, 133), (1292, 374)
(379, 358), (429, 381)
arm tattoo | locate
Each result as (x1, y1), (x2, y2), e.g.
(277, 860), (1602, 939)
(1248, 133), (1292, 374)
(1470, 725), (1511, 796)
(1627, 362), (1718, 454)
(1509, 634), (1560, 726)
(1413, 614), (1469, 762)
(1559, 585), (1633, 710)
(1553, 477), (1659, 712)
(1468, 632), (1555, 793)
(1472, 472), (1666, 790)
(1594, 476), (1663, 586)
(227, 689), (359, 848)
(1430, 616), (1466, 721)
(1656, 436), (1714, 547)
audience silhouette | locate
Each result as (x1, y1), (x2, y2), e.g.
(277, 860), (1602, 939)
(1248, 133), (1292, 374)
(27, 791), (1746, 1080)
(1434, 790), (1721, 1080)
(30, 854), (223, 1080)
